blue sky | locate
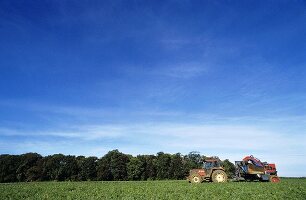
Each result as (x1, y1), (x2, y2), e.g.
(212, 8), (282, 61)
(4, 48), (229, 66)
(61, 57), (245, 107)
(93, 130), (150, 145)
(0, 0), (306, 176)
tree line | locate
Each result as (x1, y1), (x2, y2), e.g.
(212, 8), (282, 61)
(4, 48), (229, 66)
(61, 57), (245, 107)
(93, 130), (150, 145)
(0, 150), (235, 183)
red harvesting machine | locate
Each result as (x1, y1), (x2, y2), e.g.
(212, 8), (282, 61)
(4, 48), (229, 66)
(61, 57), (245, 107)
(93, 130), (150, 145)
(234, 155), (280, 182)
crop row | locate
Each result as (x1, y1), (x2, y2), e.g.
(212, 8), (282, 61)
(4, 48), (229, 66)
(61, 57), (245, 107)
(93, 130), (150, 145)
(0, 178), (305, 199)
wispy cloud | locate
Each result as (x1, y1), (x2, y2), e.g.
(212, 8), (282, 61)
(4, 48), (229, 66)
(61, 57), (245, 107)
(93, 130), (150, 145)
(2, 122), (305, 151)
(1, 98), (306, 125)
(160, 36), (209, 50)
(118, 60), (209, 80)
(154, 62), (208, 79)
(0, 125), (123, 140)
(1, 120), (305, 176)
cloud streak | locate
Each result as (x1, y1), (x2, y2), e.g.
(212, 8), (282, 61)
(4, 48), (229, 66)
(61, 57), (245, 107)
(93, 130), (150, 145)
(1, 121), (305, 176)
(154, 62), (209, 79)
(1, 122), (304, 152)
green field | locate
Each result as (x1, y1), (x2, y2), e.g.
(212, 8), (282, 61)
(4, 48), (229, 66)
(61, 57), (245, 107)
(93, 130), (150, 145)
(0, 178), (305, 200)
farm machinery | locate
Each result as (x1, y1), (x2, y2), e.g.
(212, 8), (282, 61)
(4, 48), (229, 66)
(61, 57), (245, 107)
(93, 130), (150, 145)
(188, 157), (228, 183)
(188, 155), (280, 183)
(234, 155), (280, 183)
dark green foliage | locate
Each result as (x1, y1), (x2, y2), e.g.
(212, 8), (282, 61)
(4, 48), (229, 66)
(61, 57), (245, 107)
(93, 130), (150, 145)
(40, 154), (78, 181)
(127, 156), (146, 180)
(97, 149), (129, 181)
(187, 151), (202, 168)
(144, 155), (157, 180)
(156, 152), (172, 180)
(179, 152), (203, 177)
(42, 154), (67, 181)
(0, 150), (234, 183)
(109, 150), (130, 181)
(127, 155), (154, 181)
(222, 159), (236, 178)
(97, 156), (112, 181)
(0, 154), (21, 182)
(77, 156), (98, 181)
(58, 155), (79, 181)
(17, 153), (42, 182)
(26, 164), (43, 181)
(169, 153), (185, 179)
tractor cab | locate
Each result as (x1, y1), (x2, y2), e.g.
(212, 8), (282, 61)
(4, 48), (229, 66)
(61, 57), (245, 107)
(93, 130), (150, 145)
(202, 157), (224, 176)
(262, 162), (277, 175)
(203, 158), (222, 170)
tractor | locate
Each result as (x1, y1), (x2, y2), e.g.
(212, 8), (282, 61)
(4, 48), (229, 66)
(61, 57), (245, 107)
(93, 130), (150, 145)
(187, 157), (228, 183)
(188, 155), (280, 183)
(234, 155), (280, 182)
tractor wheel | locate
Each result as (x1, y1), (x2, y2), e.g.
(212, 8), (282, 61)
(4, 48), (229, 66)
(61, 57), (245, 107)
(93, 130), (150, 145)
(190, 174), (202, 184)
(212, 170), (228, 183)
(269, 175), (280, 183)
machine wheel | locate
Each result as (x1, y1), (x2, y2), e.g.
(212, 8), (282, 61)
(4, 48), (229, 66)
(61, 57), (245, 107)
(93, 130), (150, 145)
(190, 174), (202, 183)
(269, 175), (280, 183)
(212, 170), (228, 183)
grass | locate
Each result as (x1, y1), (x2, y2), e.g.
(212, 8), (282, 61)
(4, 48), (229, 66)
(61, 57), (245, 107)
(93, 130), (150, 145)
(0, 178), (305, 199)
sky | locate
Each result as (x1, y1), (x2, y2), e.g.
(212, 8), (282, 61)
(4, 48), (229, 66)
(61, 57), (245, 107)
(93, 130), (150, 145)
(0, 0), (306, 177)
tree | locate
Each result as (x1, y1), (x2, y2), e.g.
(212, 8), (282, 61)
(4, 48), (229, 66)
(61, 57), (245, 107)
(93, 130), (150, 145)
(169, 153), (185, 179)
(0, 154), (21, 182)
(97, 150), (130, 181)
(109, 150), (130, 181)
(16, 153), (42, 182)
(77, 156), (98, 181)
(144, 155), (156, 180)
(222, 159), (235, 178)
(187, 151), (202, 168)
(0, 151), (236, 183)
(58, 155), (78, 181)
(97, 156), (112, 181)
(156, 152), (171, 180)
(127, 156), (146, 180)
(42, 154), (78, 181)
(181, 151), (203, 177)
(42, 154), (63, 181)
(26, 160), (44, 182)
